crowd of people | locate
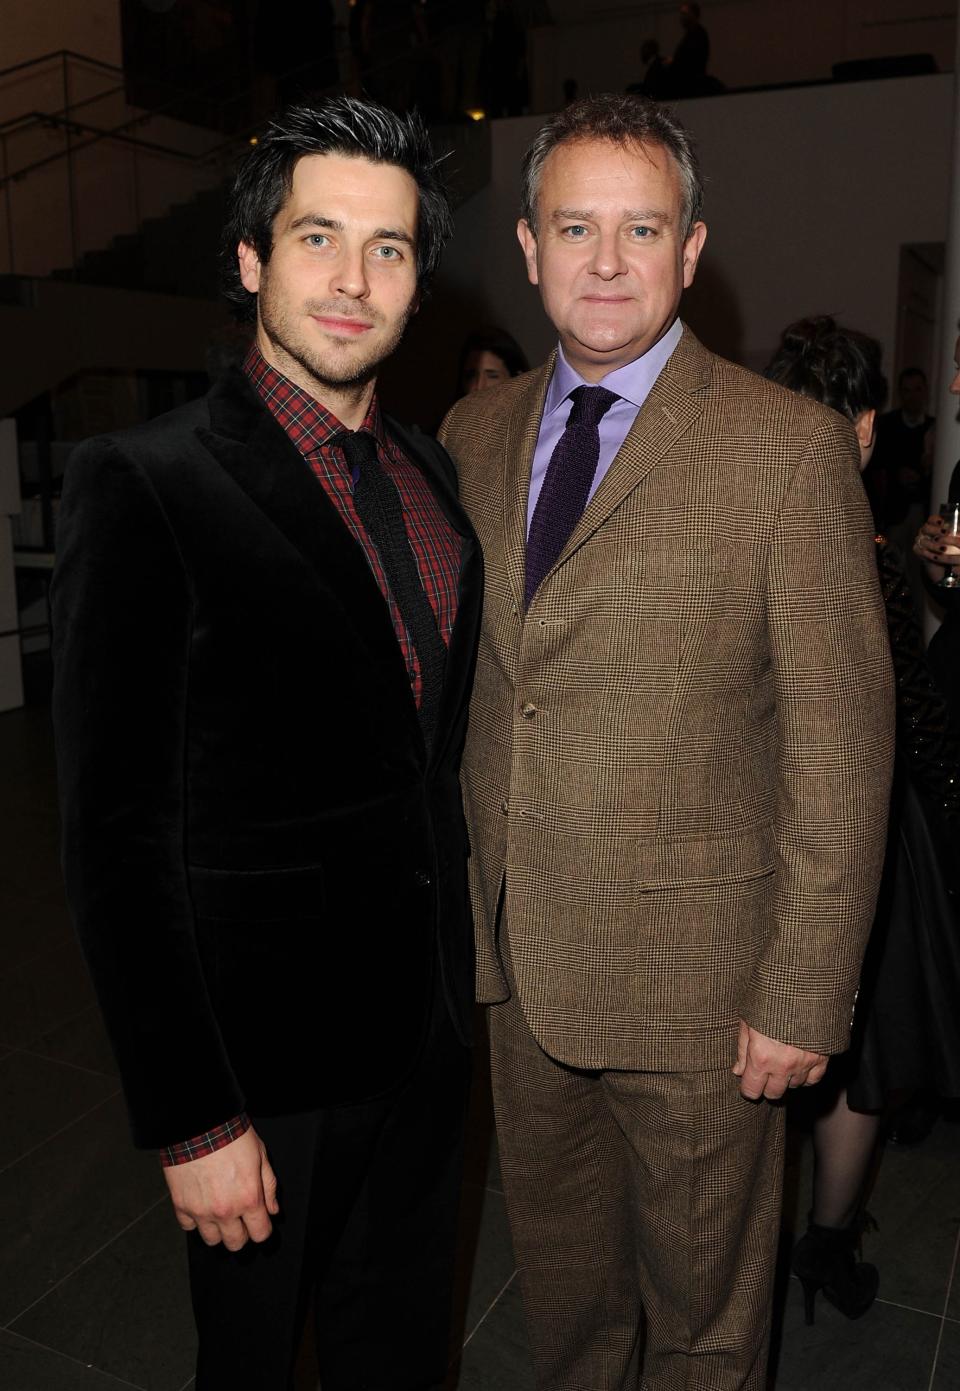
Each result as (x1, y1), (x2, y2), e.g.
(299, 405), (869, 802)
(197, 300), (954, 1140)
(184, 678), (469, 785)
(47, 72), (957, 1391)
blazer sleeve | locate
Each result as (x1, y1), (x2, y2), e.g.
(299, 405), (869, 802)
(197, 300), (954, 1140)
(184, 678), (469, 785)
(741, 414), (895, 1054)
(51, 438), (244, 1148)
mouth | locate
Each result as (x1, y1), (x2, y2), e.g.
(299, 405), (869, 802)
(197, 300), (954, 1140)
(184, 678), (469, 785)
(310, 315), (374, 336)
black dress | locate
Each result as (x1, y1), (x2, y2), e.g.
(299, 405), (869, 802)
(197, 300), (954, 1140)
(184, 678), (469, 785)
(925, 460), (960, 730)
(845, 539), (960, 1110)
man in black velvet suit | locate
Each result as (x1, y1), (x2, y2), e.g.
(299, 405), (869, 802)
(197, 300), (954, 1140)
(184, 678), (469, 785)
(51, 97), (481, 1390)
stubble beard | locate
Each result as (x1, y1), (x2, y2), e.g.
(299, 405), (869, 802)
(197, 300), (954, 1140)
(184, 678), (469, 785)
(257, 283), (416, 396)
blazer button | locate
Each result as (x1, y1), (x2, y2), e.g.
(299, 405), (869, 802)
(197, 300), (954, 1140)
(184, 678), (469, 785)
(521, 702), (538, 719)
(414, 870), (432, 887)
(500, 799), (509, 815)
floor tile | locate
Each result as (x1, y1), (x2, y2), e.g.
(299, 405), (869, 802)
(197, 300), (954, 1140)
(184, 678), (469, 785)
(0, 1329), (145, 1390)
(865, 1143), (960, 1317)
(451, 1183), (516, 1350)
(11, 1201), (196, 1391)
(0, 936), (95, 1048)
(455, 1279), (532, 1390)
(0, 884), (73, 971)
(769, 1282), (941, 1389)
(932, 1315), (960, 1390)
(29, 1005), (120, 1079)
(0, 1095), (165, 1326)
(0, 1049), (118, 1170)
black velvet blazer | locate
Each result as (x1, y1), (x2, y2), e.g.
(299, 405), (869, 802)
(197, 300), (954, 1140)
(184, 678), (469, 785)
(51, 367), (482, 1149)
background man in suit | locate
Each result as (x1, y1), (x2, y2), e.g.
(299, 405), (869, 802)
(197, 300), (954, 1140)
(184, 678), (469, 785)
(52, 97), (481, 1390)
(439, 94), (894, 1390)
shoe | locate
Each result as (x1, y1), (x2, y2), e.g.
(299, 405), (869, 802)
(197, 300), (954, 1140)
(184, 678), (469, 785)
(791, 1221), (879, 1325)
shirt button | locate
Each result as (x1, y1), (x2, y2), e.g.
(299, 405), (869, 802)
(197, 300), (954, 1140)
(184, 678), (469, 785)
(521, 702), (538, 719)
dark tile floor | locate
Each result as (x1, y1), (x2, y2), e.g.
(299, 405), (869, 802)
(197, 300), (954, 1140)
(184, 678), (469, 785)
(2, 697), (959, 1391)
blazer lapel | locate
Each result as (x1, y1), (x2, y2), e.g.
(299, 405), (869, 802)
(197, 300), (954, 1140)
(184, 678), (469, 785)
(501, 356), (555, 610)
(385, 418), (484, 766)
(562, 325), (712, 559)
(198, 368), (418, 725)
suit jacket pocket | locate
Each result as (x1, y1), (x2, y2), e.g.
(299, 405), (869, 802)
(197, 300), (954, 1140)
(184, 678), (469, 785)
(187, 863), (326, 923)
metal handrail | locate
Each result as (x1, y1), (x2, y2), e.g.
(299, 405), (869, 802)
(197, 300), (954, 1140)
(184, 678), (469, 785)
(1, 110), (223, 187)
(0, 83), (127, 136)
(0, 49), (123, 84)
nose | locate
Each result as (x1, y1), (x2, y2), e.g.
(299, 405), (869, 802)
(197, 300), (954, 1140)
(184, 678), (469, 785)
(588, 231), (627, 280)
(332, 245), (369, 300)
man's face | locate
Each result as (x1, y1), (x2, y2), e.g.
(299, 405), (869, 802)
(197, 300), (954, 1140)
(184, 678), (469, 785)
(238, 153), (420, 400)
(517, 138), (706, 382)
(899, 371), (928, 418)
(950, 338), (960, 396)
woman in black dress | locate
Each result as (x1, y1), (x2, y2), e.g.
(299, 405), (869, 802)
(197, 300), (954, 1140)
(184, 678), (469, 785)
(765, 316), (960, 1325)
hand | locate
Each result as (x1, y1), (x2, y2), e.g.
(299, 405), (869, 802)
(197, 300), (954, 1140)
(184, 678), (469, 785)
(914, 515), (949, 579)
(164, 1126), (279, 1251)
(732, 1020), (829, 1101)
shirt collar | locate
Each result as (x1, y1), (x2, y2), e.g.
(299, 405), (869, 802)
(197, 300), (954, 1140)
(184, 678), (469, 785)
(243, 343), (385, 453)
(544, 317), (683, 417)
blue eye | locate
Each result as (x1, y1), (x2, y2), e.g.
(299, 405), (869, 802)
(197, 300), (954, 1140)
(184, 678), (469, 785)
(563, 225), (588, 238)
(306, 234), (328, 247)
(631, 226), (653, 238)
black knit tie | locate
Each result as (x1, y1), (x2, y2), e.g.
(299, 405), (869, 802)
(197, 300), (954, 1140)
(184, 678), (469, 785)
(337, 429), (446, 746)
(525, 385), (618, 608)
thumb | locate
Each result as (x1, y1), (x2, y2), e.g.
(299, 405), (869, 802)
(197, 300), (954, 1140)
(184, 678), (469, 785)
(732, 1019), (749, 1077)
(260, 1147), (280, 1216)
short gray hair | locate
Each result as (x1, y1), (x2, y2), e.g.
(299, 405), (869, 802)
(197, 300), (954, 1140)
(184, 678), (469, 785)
(520, 93), (704, 240)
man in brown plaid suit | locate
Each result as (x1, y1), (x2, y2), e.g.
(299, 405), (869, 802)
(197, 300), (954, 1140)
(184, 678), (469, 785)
(439, 95), (894, 1389)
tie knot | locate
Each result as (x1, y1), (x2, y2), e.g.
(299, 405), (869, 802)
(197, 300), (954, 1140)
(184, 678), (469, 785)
(336, 429), (380, 471)
(567, 385), (618, 428)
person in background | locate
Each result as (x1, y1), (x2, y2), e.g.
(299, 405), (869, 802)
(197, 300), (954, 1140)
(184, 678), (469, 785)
(458, 325), (529, 396)
(869, 366), (935, 531)
(630, 39), (670, 99)
(766, 315), (960, 1325)
(669, 1), (709, 96)
(914, 332), (960, 732)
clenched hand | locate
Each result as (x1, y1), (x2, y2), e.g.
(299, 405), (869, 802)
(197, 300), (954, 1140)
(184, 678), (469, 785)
(733, 1020), (828, 1101)
(164, 1126), (279, 1251)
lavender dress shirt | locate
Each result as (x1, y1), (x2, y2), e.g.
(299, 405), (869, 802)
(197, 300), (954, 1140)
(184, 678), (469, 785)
(526, 317), (683, 537)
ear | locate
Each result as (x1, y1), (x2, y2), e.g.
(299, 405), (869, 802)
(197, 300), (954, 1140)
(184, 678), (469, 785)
(681, 221), (707, 289)
(238, 241), (262, 294)
(855, 408), (876, 451)
(517, 219), (539, 287)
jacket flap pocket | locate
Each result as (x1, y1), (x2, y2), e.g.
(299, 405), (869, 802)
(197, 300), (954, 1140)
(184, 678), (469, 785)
(188, 864), (326, 922)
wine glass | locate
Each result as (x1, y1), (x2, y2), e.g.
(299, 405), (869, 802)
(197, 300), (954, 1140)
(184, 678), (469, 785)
(937, 501), (960, 589)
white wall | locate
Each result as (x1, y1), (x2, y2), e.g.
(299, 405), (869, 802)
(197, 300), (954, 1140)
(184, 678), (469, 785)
(426, 73), (951, 398)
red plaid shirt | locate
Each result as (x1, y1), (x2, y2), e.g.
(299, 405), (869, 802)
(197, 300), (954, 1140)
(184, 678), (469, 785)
(161, 346), (463, 1168)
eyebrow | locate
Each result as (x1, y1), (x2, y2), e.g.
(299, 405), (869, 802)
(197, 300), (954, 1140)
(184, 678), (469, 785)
(288, 213), (414, 245)
(550, 207), (672, 225)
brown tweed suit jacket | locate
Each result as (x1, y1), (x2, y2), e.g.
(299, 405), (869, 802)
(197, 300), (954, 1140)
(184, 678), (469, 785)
(439, 325), (895, 1072)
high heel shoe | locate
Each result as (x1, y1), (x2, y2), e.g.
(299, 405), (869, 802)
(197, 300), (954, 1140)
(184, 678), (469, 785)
(791, 1220), (879, 1325)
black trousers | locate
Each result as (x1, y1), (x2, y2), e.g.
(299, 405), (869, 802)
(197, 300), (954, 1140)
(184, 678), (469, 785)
(188, 986), (471, 1390)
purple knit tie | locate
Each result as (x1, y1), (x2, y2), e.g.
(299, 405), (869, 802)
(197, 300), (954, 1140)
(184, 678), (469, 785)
(525, 385), (618, 608)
